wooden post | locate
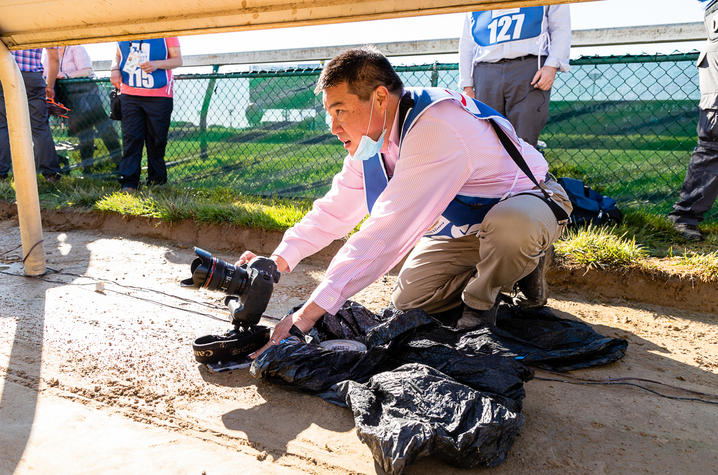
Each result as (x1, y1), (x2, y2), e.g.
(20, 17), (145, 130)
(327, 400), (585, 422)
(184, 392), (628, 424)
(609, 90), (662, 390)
(0, 43), (46, 276)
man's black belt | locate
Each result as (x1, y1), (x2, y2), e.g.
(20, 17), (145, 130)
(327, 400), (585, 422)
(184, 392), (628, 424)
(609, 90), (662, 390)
(493, 54), (537, 64)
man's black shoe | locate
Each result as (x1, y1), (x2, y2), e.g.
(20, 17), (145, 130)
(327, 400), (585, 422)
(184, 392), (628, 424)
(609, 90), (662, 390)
(514, 245), (553, 308)
(673, 222), (703, 241)
(0, 174), (8, 181)
(456, 303), (498, 328)
(430, 305), (464, 327)
(44, 173), (61, 184)
(668, 215), (704, 242)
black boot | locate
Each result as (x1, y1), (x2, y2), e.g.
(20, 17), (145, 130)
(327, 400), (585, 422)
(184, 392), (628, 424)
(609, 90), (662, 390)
(430, 305), (465, 327)
(514, 245), (553, 308)
(456, 302), (498, 328)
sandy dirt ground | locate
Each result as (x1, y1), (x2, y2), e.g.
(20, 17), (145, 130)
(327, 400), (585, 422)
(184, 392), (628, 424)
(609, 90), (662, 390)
(1, 220), (717, 474)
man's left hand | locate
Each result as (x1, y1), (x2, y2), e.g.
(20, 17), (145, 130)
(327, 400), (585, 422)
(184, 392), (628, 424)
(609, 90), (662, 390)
(249, 301), (326, 359)
(140, 61), (159, 73)
(45, 86), (55, 100)
(250, 311), (296, 359)
(531, 66), (558, 91)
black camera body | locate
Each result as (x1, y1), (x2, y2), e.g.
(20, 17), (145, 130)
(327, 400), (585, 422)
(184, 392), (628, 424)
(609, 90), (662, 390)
(181, 247), (280, 328)
(225, 256), (280, 328)
(182, 247), (280, 367)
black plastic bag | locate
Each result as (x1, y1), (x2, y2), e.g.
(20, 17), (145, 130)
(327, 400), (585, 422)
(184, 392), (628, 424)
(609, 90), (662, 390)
(334, 363), (525, 474)
(250, 338), (387, 394)
(249, 303), (438, 400)
(392, 324), (533, 409)
(483, 303), (628, 372)
(364, 307), (436, 348)
(309, 300), (387, 344)
(249, 300), (627, 473)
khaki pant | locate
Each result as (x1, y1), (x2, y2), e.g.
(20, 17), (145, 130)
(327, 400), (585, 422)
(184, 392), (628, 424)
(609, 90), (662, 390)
(392, 177), (572, 313)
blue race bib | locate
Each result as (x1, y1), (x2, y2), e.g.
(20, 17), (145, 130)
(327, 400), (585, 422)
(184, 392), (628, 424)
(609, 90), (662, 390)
(470, 7), (544, 47)
(118, 39), (169, 89)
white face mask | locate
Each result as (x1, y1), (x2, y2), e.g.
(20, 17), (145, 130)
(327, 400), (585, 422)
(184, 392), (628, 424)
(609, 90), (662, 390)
(350, 92), (387, 161)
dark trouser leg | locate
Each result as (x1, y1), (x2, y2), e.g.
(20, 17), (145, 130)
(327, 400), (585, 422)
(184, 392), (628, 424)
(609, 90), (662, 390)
(503, 57), (550, 148)
(71, 91), (97, 168)
(83, 86), (122, 165)
(77, 130), (94, 162)
(0, 82), (10, 176)
(143, 97), (172, 185)
(669, 108), (718, 225)
(98, 120), (122, 165)
(473, 62), (507, 117)
(474, 58), (550, 147)
(118, 94), (146, 188)
(24, 72), (60, 176)
(0, 73), (60, 177)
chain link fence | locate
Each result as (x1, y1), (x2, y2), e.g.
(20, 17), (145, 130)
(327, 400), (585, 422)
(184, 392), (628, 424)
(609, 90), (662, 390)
(50, 51), (714, 221)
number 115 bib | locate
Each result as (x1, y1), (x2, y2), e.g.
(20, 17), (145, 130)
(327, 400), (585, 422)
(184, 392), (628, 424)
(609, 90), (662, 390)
(470, 7), (544, 47)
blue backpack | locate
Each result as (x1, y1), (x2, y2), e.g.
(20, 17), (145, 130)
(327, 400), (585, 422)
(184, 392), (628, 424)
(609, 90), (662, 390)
(557, 177), (623, 227)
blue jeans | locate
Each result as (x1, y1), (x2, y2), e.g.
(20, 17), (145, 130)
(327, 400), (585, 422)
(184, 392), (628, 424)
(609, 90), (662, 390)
(0, 71), (60, 177)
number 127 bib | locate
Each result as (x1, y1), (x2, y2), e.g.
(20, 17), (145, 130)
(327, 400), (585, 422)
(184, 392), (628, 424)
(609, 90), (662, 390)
(471, 7), (544, 47)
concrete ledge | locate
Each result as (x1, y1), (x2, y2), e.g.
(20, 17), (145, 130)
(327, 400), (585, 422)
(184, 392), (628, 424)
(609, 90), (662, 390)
(1, 201), (716, 315)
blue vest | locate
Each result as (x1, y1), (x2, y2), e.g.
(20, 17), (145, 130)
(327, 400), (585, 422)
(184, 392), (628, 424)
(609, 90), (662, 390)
(470, 8), (544, 47)
(362, 87), (525, 239)
(118, 39), (169, 89)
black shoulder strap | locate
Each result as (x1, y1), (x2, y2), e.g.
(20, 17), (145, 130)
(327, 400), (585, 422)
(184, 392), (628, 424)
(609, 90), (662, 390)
(488, 120), (569, 223)
(395, 92), (568, 223)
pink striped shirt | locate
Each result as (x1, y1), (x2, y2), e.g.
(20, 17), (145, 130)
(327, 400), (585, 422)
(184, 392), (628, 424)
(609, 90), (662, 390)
(42, 45), (93, 78)
(273, 96), (548, 314)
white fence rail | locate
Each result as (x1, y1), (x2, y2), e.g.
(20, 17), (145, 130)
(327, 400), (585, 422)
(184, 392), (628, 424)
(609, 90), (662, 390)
(92, 22), (706, 71)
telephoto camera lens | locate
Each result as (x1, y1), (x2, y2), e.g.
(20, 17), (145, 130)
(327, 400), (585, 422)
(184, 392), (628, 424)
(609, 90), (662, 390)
(181, 247), (248, 295)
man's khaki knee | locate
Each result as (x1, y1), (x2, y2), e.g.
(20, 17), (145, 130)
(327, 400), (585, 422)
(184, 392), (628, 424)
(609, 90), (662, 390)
(391, 234), (479, 314)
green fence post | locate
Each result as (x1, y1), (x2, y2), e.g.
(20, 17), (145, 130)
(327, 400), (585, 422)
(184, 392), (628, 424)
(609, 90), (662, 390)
(199, 64), (220, 160)
(431, 61), (439, 87)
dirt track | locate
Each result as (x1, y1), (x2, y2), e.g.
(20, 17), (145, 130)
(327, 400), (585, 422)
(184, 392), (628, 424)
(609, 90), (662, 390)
(1, 220), (717, 474)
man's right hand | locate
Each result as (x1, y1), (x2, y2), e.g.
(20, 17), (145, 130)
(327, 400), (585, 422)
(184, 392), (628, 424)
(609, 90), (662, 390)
(235, 251), (289, 272)
(463, 86), (476, 99)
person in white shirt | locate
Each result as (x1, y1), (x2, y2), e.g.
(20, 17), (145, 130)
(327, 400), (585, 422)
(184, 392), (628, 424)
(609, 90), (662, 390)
(458, 6), (571, 147)
(238, 47), (572, 358)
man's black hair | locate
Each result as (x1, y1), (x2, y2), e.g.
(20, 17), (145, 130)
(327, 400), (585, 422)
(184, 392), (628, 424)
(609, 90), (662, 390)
(315, 46), (404, 100)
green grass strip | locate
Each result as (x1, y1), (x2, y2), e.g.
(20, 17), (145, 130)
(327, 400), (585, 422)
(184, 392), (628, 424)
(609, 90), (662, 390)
(554, 224), (649, 269)
(1, 175), (716, 280)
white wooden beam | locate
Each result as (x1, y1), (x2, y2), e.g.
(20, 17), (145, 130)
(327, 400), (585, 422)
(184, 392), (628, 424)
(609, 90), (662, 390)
(0, 43), (46, 276)
(89, 22), (707, 70)
(0, 0), (590, 50)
